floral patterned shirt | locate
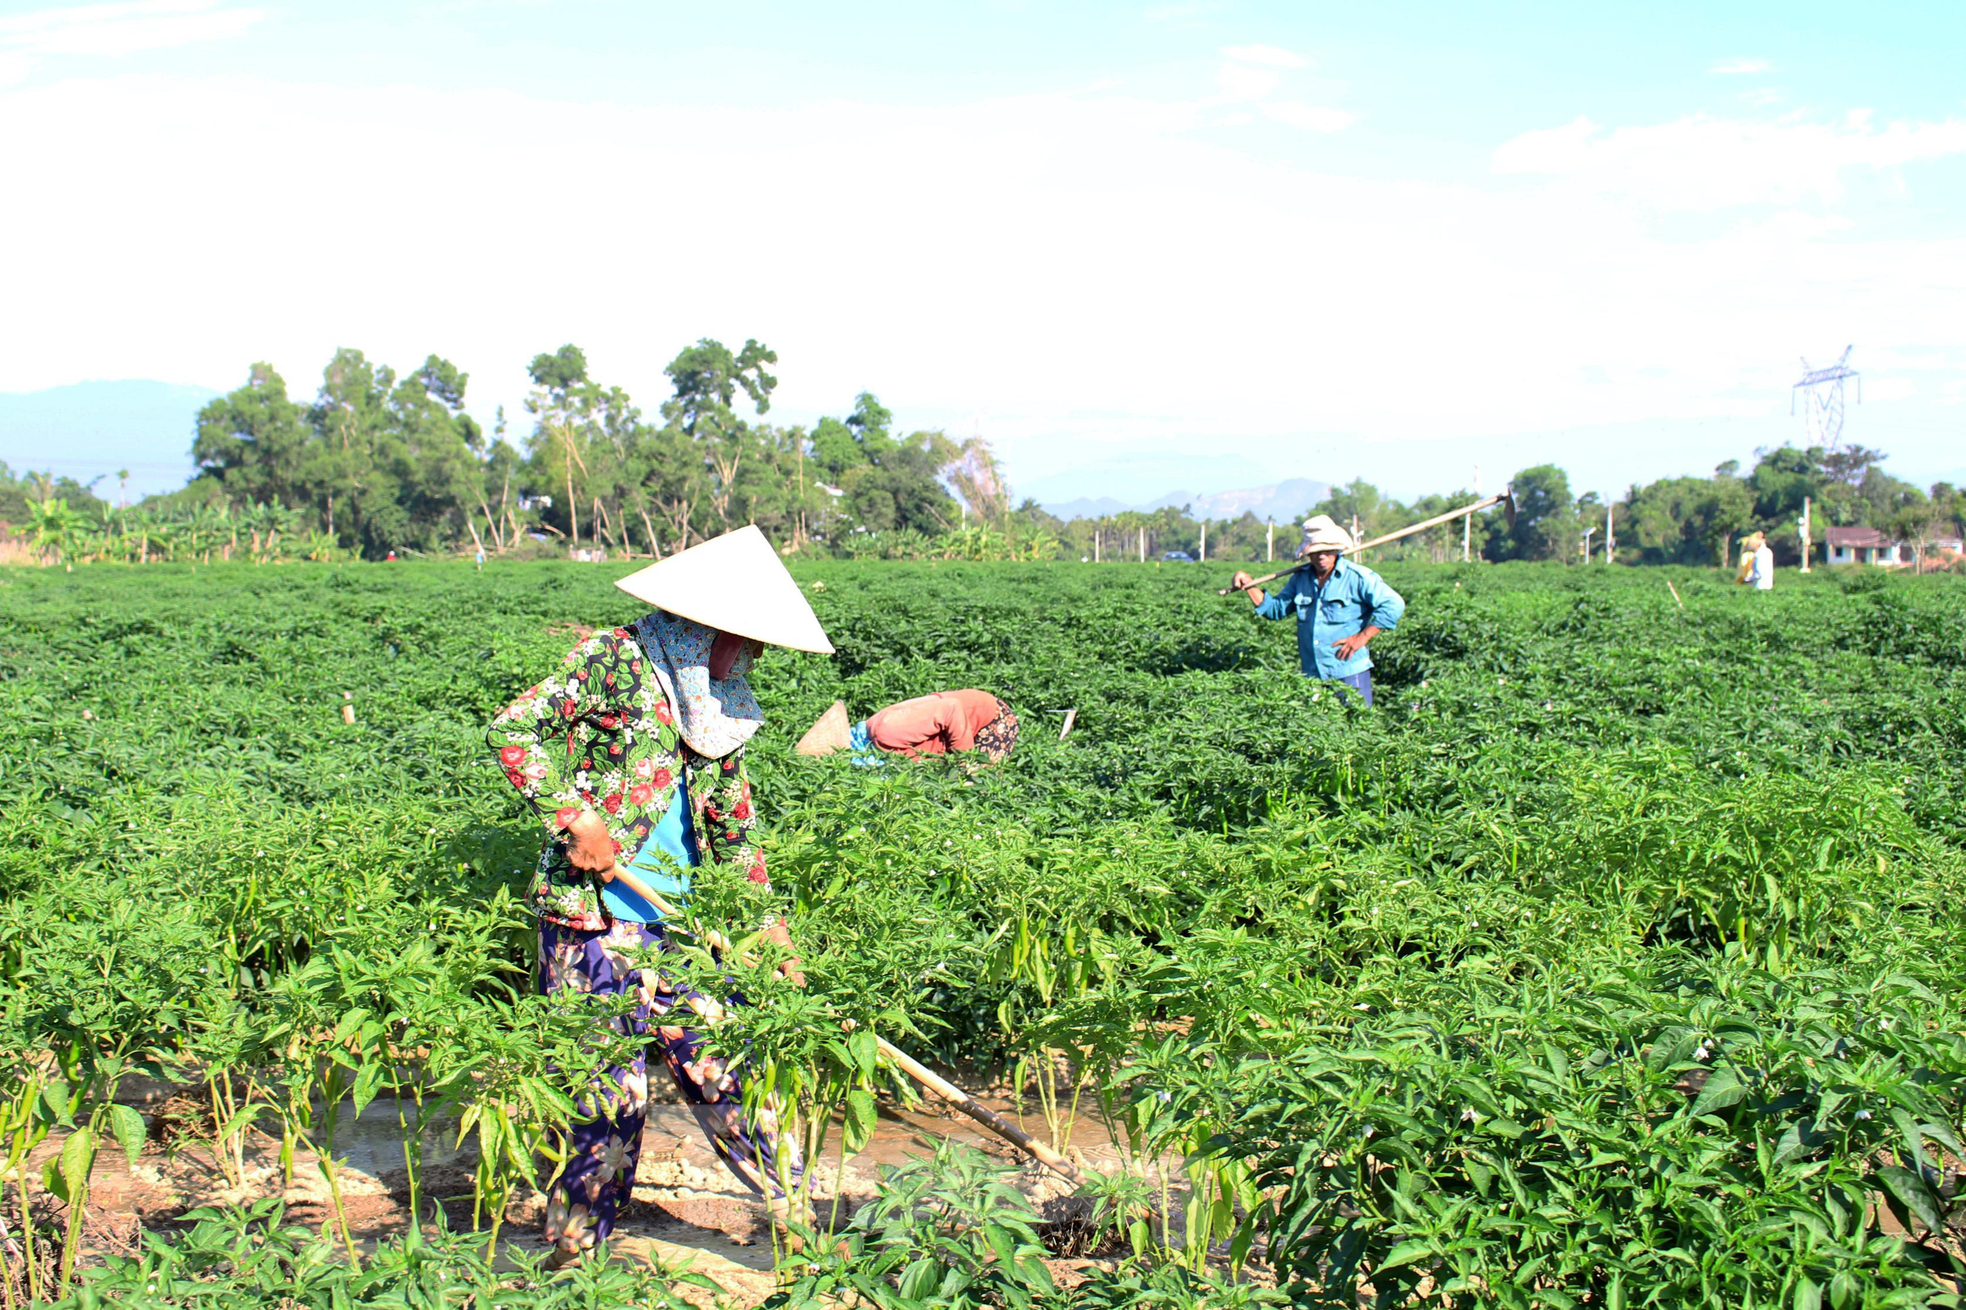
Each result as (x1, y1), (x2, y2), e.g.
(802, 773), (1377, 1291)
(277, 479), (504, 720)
(489, 621), (768, 930)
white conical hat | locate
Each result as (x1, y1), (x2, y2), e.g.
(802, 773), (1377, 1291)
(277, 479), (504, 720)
(614, 525), (835, 654)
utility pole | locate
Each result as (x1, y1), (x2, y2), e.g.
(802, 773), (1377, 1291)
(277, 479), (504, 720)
(1094, 527), (1100, 563)
(795, 434), (806, 549)
(1464, 464), (1480, 563)
(1604, 502), (1615, 564)
(1266, 519), (1274, 562)
(1581, 526), (1595, 563)
(1798, 496), (1812, 572)
(1138, 525), (1146, 563)
(1199, 520), (1207, 563)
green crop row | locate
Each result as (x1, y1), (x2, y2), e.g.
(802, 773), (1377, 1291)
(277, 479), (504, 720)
(1, 559), (1962, 1307)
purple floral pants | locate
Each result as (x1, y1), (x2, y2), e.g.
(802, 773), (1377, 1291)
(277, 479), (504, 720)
(536, 918), (803, 1254)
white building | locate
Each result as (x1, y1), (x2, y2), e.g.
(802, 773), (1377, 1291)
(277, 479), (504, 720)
(1826, 525), (1900, 566)
(1825, 525), (1964, 566)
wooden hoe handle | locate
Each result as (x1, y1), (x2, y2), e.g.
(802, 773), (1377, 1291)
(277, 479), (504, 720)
(1217, 488), (1514, 595)
(601, 863), (1086, 1187)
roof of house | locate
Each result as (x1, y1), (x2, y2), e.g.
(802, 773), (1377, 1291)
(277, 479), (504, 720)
(1824, 525), (1965, 551)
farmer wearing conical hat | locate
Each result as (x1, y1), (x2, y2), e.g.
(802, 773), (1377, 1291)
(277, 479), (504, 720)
(1228, 514), (1406, 706)
(1737, 529), (1774, 590)
(486, 525), (830, 1266)
(794, 690), (1019, 766)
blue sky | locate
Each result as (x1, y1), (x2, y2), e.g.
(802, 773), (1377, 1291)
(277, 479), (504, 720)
(2, 0), (1963, 503)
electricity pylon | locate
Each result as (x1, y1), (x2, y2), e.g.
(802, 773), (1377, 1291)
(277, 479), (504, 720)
(1792, 346), (1860, 449)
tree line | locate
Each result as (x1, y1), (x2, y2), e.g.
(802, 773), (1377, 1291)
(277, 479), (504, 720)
(1021, 450), (1964, 570)
(3, 337), (1960, 568)
(173, 339), (994, 560)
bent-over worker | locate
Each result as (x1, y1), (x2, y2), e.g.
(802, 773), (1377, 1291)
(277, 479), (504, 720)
(486, 525), (831, 1266)
(1230, 514), (1405, 706)
(796, 689), (1019, 765)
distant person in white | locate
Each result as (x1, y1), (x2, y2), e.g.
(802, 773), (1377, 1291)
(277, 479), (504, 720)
(1737, 531), (1774, 591)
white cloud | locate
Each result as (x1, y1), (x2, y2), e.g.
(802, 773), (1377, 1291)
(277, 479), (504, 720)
(1741, 87), (1782, 107)
(1710, 57), (1773, 75)
(1263, 100), (1356, 133)
(1206, 42), (1348, 128)
(1221, 43), (1308, 69)
(0, 0), (260, 82)
(1214, 61), (1280, 102)
(1, 75), (1963, 491)
(1493, 111), (1966, 210)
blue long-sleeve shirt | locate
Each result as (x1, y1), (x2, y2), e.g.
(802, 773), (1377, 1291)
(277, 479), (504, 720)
(1254, 558), (1406, 679)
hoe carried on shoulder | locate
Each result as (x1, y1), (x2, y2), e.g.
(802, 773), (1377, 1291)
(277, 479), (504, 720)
(1216, 485), (1518, 596)
(597, 861), (1086, 1188)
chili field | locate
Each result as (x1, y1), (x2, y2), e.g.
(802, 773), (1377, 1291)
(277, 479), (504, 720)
(3, 558), (1965, 1308)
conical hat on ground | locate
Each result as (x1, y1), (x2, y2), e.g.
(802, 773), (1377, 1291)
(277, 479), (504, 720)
(614, 525), (834, 654)
(796, 701), (852, 756)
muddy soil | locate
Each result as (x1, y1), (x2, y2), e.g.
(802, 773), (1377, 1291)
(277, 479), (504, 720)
(18, 1070), (1154, 1306)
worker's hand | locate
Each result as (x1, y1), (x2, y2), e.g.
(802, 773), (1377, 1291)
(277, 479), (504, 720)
(1332, 627), (1379, 662)
(1231, 571), (1264, 604)
(762, 918), (806, 988)
(562, 809), (616, 872)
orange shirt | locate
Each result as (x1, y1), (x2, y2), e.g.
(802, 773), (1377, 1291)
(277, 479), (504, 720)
(866, 689), (1004, 757)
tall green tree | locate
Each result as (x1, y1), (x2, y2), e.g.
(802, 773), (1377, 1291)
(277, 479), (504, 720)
(305, 348), (405, 551)
(387, 355), (485, 549)
(1490, 465), (1574, 561)
(1622, 468), (1753, 566)
(190, 351), (498, 557)
(1309, 479), (1392, 544)
(522, 344), (654, 551)
(800, 391), (961, 538)
(661, 338), (779, 531)
(192, 364), (313, 510)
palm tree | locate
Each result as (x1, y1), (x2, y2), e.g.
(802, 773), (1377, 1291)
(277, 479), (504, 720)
(27, 498), (84, 562)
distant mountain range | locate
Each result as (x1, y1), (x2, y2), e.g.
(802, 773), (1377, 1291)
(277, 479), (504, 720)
(0, 379), (218, 499)
(1041, 476), (1331, 523)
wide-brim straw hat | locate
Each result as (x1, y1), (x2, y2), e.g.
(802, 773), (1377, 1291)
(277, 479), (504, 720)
(796, 701), (852, 756)
(614, 525), (835, 654)
(1299, 514), (1356, 555)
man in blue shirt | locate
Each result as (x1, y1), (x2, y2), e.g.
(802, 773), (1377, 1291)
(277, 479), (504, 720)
(1230, 515), (1406, 705)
